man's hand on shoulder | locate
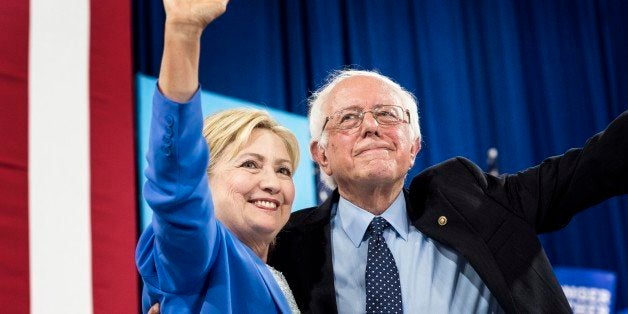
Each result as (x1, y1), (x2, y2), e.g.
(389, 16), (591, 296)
(148, 303), (160, 314)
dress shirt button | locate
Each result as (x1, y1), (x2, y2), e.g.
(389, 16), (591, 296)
(437, 216), (447, 226)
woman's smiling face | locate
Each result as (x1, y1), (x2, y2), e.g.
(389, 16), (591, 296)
(210, 128), (295, 246)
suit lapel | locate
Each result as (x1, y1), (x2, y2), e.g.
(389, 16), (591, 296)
(294, 191), (339, 313)
(405, 189), (517, 312)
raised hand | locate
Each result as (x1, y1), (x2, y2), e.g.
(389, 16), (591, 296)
(158, 0), (230, 102)
(148, 303), (160, 314)
(163, 0), (230, 35)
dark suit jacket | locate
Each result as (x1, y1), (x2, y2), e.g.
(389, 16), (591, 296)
(268, 111), (628, 313)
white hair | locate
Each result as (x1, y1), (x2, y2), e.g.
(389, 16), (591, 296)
(308, 69), (421, 189)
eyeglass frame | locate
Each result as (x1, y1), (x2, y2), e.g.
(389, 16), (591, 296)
(320, 104), (411, 134)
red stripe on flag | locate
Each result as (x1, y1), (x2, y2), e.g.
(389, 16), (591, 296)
(0, 1), (30, 313)
(89, 0), (139, 312)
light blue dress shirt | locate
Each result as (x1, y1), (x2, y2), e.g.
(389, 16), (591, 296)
(331, 192), (503, 313)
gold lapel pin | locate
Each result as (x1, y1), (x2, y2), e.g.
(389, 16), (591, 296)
(438, 216), (447, 226)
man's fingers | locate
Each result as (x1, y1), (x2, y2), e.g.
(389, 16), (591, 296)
(148, 303), (160, 314)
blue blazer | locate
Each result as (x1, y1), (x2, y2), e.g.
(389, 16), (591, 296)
(136, 88), (292, 314)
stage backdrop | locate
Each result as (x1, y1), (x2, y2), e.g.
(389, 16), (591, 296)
(2, 0), (626, 313)
(134, 0), (628, 309)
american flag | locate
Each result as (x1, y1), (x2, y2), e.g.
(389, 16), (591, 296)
(0, 0), (139, 312)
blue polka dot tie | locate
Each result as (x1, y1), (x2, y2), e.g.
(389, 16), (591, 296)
(366, 217), (403, 313)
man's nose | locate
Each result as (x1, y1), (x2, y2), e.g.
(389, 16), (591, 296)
(359, 111), (379, 134)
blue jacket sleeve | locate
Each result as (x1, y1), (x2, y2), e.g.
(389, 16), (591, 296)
(136, 86), (219, 297)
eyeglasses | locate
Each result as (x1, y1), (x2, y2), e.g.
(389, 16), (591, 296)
(321, 105), (410, 133)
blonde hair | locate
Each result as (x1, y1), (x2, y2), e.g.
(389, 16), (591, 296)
(202, 108), (300, 175)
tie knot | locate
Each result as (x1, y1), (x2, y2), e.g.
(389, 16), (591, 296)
(369, 216), (390, 237)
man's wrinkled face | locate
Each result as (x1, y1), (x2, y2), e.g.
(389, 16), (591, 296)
(312, 76), (420, 191)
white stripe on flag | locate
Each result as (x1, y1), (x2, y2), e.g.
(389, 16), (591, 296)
(28, 0), (93, 312)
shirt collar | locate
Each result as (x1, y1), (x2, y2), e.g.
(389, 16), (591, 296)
(337, 191), (409, 248)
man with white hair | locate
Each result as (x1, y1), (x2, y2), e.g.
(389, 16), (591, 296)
(268, 69), (628, 313)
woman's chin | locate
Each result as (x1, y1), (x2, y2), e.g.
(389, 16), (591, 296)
(246, 220), (281, 241)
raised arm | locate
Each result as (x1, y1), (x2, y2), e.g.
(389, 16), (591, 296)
(447, 111), (628, 233)
(159, 0), (229, 102)
(136, 0), (230, 308)
(515, 111), (628, 232)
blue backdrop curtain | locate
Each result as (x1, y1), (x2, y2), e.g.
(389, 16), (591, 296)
(134, 0), (628, 309)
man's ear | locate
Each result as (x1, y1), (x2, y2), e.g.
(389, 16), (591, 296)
(310, 141), (332, 176)
(409, 138), (421, 168)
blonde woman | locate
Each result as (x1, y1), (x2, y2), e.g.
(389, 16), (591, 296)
(136, 0), (300, 312)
